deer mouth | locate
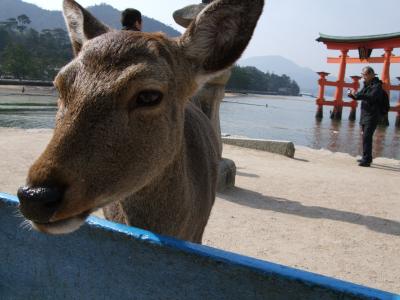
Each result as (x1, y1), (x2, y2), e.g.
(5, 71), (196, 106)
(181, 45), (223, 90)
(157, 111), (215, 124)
(30, 210), (91, 235)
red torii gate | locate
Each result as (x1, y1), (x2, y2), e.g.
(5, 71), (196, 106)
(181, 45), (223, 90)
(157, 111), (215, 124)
(316, 32), (400, 127)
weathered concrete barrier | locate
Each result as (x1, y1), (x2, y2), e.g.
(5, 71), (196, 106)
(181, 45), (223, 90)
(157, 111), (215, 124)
(0, 193), (398, 300)
(222, 137), (296, 158)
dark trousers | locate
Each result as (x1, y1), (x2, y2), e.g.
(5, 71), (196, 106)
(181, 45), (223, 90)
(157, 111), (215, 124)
(361, 122), (377, 163)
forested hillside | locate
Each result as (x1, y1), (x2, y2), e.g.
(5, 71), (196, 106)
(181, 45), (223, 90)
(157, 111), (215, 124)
(0, 15), (71, 80)
(227, 65), (300, 96)
(0, 14), (299, 95)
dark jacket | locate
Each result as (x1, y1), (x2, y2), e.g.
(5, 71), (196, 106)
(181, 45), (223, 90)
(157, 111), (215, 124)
(354, 77), (383, 125)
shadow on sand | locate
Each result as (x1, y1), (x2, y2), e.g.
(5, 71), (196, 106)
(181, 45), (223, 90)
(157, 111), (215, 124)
(236, 171), (260, 178)
(371, 163), (400, 173)
(218, 187), (400, 237)
(292, 157), (310, 163)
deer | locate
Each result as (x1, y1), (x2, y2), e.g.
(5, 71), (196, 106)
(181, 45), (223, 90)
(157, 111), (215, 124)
(17, 0), (264, 243)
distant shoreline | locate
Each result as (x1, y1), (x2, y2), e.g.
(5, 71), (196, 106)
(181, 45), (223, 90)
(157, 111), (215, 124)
(0, 85), (304, 103)
(0, 83), (301, 98)
(0, 84), (57, 97)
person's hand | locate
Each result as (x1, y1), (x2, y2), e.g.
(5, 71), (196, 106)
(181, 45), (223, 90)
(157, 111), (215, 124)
(347, 89), (356, 99)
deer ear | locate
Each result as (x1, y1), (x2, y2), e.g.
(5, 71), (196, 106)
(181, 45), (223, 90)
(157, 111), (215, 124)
(179, 0), (264, 77)
(63, 0), (111, 56)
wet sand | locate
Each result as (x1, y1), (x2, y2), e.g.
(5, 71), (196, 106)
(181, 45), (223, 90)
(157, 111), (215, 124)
(1, 127), (399, 293)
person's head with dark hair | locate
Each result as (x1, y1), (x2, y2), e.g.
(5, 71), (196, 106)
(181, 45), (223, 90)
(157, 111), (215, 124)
(121, 8), (142, 31)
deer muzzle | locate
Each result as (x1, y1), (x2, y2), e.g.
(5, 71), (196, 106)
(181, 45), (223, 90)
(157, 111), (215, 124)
(17, 186), (64, 223)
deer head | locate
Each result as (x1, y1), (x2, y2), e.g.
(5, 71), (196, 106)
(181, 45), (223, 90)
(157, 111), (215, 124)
(17, 0), (264, 234)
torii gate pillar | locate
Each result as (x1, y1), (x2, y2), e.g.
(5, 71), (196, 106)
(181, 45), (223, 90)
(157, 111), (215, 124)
(331, 50), (348, 120)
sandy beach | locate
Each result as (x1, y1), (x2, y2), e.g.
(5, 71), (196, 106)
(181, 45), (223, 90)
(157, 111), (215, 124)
(0, 127), (399, 293)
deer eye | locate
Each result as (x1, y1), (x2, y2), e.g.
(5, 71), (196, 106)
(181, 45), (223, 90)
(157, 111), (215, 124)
(136, 90), (163, 107)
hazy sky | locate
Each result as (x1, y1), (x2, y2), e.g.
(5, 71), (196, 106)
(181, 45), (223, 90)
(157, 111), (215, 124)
(22, 0), (400, 77)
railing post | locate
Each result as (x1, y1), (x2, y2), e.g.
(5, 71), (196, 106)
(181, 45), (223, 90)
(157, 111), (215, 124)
(316, 72), (329, 120)
(348, 76), (361, 121)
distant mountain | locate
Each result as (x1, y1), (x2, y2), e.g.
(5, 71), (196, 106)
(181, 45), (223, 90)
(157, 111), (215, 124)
(0, 0), (61, 30)
(239, 55), (400, 100)
(239, 55), (322, 95)
(0, 0), (181, 37)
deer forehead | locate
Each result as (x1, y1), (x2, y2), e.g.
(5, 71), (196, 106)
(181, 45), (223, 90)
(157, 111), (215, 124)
(80, 31), (176, 70)
(55, 32), (183, 98)
(56, 61), (171, 98)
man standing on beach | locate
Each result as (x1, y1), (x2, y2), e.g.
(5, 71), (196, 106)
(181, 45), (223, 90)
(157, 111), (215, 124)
(121, 8), (142, 31)
(348, 66), (383, 167)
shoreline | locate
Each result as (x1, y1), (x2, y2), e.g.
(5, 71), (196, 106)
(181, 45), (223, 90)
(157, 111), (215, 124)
(0, 85), (57, 97)
(1, 127), (399, 293)
(0, 86), (300, 100)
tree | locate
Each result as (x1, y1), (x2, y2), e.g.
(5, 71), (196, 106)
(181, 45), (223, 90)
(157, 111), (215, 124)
(0, 28), (11, 51)
(227, 65), (251, 90)
(3, 18), (18, 31)
(0, 14), (74, 80)
(17, 14), (31, 26)
(2, 43), (35, 79)
(16, 14), (31, 33)
(226, 65), (300, 96)
(290, 80), (300, 95)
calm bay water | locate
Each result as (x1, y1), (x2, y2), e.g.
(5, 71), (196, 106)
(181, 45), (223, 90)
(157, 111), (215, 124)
(221, 95), (400, 159)
(0, 92), (57, 129)
(1, 92), (399, 159)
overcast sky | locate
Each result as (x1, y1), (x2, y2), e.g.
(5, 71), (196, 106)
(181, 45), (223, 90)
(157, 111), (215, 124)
(22, 0), (400, 77)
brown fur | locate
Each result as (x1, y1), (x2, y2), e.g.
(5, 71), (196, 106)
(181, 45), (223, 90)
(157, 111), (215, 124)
(19, 0), (264, 243)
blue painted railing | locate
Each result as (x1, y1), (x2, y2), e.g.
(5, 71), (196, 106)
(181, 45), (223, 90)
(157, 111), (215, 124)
(1, 192), (399, 300)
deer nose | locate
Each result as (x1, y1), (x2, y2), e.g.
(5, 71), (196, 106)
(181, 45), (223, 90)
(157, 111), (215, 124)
(17, 186), (64, 223)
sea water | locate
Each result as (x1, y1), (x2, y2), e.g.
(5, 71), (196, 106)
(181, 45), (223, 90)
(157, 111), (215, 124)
(1, 92), (399, 159)
(221, 95), (400, 159)
(0, 92), (57, 129)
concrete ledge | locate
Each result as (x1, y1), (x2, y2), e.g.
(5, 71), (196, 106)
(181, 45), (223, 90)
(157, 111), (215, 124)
(222, 137), (296, 158)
